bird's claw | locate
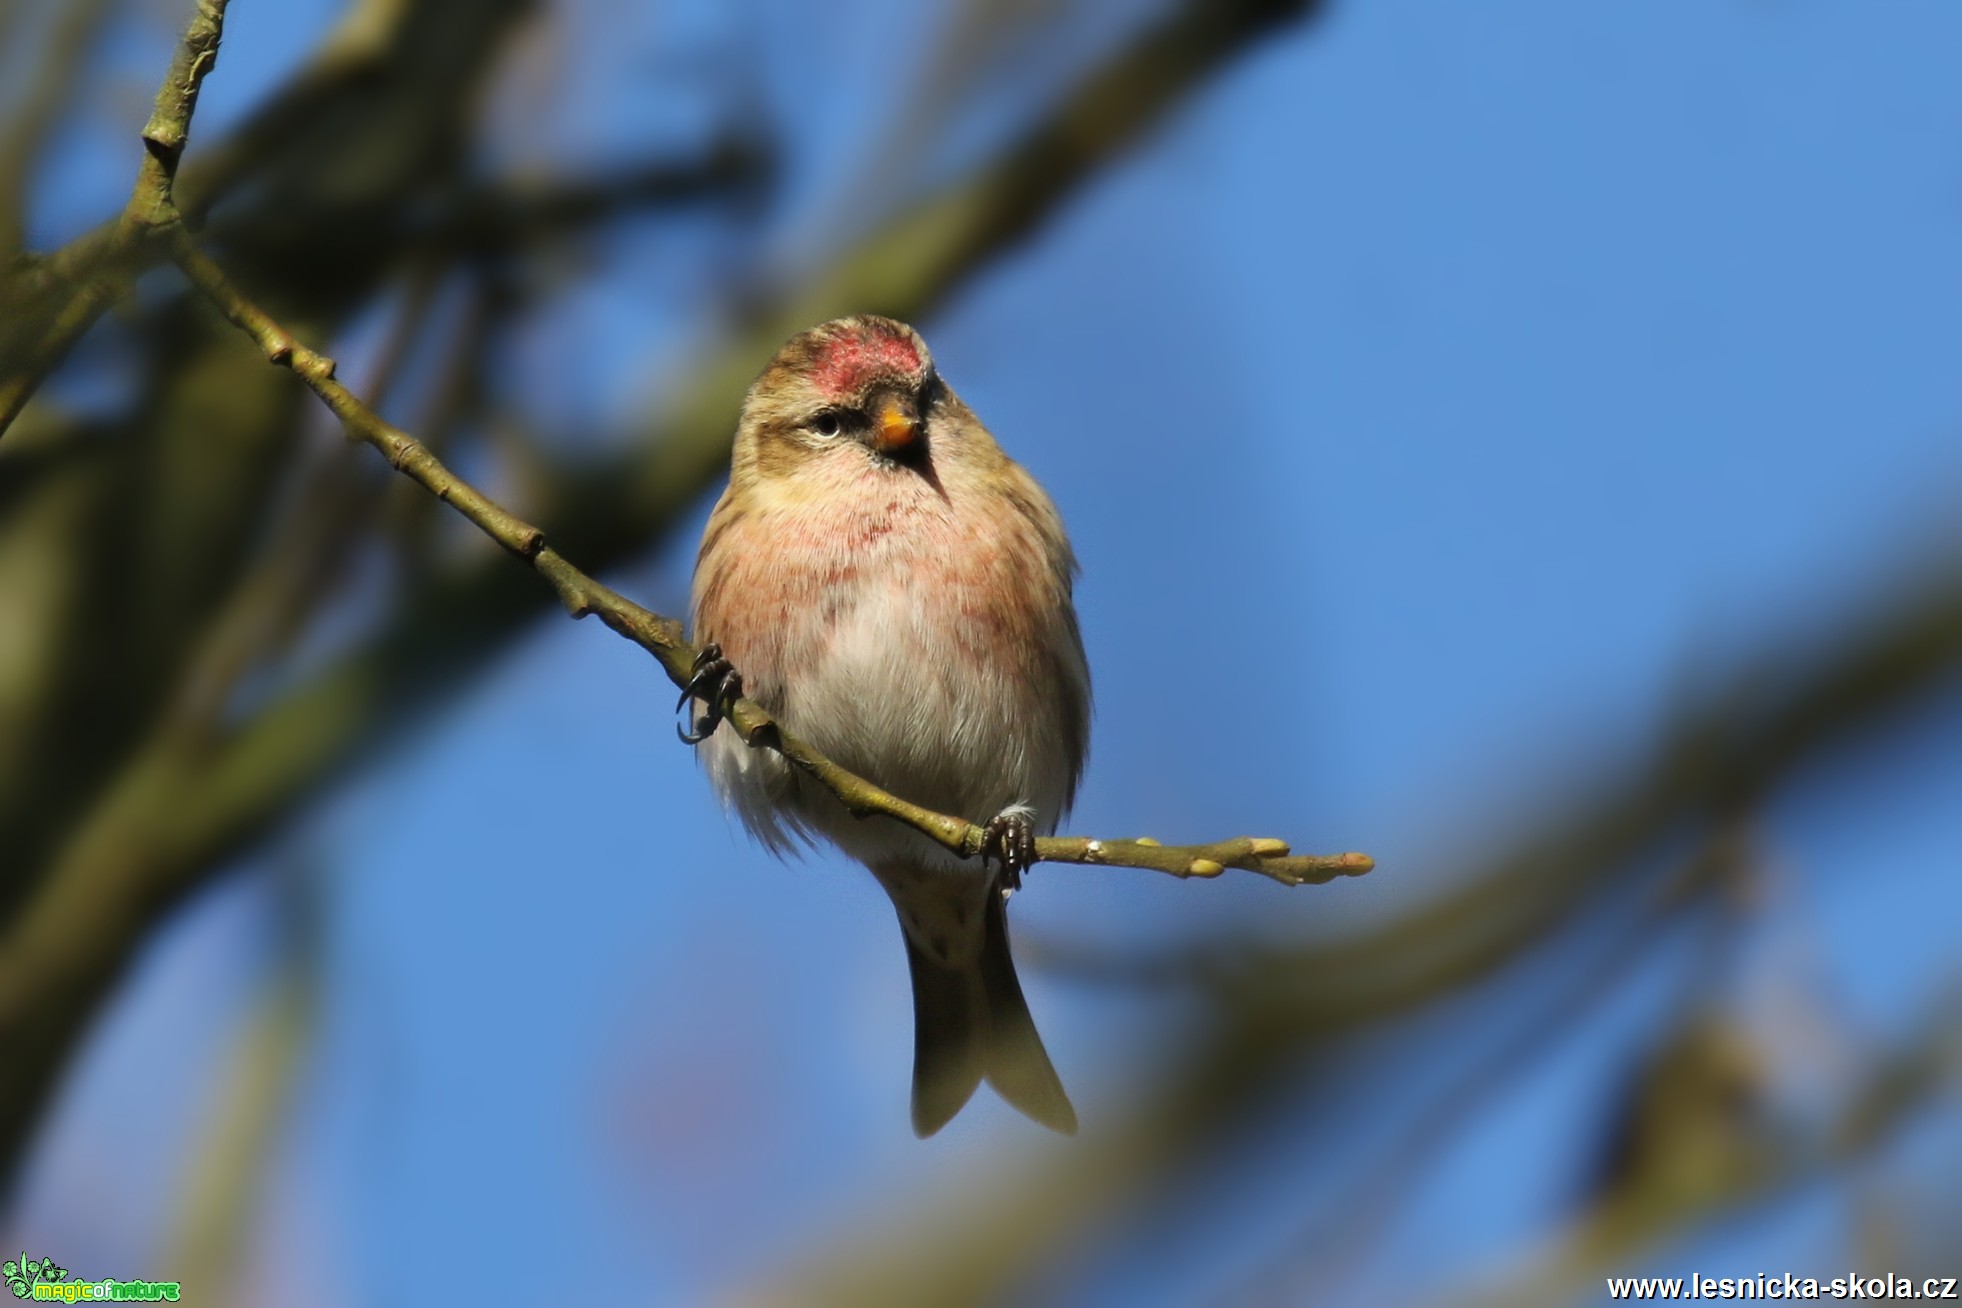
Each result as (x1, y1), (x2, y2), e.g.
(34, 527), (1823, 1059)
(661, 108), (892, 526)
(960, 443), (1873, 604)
(676, 643), (744, 744)
(980, 807), (1039, 892)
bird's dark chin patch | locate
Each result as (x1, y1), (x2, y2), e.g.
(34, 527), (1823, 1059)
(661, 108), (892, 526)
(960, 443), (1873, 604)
(872, 435), (929, 470)
(872, 440), (947, 498)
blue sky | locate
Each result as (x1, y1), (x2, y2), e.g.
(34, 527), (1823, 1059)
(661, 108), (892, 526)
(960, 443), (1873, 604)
(9, 1), (1962, 1303)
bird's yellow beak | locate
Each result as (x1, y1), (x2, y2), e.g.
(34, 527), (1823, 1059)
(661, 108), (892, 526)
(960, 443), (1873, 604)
(872, 395), (921, 453)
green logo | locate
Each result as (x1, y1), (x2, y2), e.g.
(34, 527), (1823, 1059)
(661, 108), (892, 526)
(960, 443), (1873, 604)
(2, 1255), (180, 1302)
(4, 1255), (68, 1299)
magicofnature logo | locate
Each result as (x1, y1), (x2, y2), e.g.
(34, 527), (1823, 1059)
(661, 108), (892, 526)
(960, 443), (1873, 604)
(3, 1254), (179, 1302)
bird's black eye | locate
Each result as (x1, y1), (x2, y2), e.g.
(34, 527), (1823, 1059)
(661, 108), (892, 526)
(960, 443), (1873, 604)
(811, 411), (842, 437)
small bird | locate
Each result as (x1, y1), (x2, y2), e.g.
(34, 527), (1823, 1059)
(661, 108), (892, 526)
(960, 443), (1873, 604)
(686, 314), (1090, 1136)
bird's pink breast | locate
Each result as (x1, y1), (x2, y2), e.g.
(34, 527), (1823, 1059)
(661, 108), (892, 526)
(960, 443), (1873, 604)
(718, 453), (1032, 655)
(697, 451), (1064, 814)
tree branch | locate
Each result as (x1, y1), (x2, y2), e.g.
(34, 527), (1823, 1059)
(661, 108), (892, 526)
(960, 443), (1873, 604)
(0, 0), (231, 439)
(170, 232), (1373, 890)
(398, 134), (773, 257)
(131, 0), (231, 228)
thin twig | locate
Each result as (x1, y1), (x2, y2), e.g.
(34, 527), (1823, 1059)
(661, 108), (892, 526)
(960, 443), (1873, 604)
(129, 0), (231, 231)
(169, 230), (1373, 889)
(0, 0), (230, 439)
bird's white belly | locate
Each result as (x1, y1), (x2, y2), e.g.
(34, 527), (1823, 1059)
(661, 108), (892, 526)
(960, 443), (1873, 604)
(786, 573), (1045, 859)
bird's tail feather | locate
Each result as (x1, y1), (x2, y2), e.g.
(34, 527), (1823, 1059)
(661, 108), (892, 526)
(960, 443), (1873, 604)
(903, 889), (1077, 1137)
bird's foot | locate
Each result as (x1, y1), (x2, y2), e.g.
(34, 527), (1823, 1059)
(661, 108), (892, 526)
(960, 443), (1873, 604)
(676, 643), (744, 744)
(980, 805), (1039, 893)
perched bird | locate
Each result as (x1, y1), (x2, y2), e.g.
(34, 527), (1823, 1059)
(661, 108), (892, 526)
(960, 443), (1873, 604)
(686, 315), (1090, 1136)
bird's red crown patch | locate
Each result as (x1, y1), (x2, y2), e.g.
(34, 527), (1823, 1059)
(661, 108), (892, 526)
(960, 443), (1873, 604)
(810, 323), (921, 398)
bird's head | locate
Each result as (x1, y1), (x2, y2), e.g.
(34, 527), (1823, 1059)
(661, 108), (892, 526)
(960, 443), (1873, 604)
(735, 315), (957, 481)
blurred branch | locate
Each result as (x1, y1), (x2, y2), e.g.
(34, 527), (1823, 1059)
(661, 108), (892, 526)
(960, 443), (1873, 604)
(1052, 561), (1962, 1028)
(812, 0), (1070, 234)
(0, 246), (132, 434)
(403, 132), (773, 257)
(162, 867), (319, 1308)
(1230, 826), (1759, 1307)
(164, 961), (312, 1308)
(0, 0), (116, 255)
(0, 391), (371, 1208)
(1459, 1003), (1960, 1308)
